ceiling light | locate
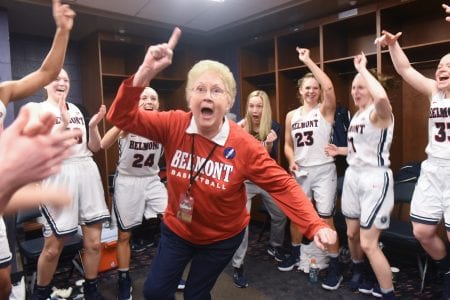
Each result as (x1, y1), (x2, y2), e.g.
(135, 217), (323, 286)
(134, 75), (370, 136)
(209, 0), (225, 2)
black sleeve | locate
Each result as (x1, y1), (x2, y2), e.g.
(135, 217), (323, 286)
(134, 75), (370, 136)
(270, 120), (281, 160)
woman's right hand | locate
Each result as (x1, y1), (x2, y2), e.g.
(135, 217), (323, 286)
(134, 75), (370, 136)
(143, 28), (181, 75)
(134, 27), (181, 86)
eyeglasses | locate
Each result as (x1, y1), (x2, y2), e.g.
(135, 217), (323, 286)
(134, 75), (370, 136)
(192, 85), (226, 99)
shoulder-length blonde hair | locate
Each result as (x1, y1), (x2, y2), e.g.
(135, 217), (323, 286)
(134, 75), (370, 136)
(244, 90), (272, 141)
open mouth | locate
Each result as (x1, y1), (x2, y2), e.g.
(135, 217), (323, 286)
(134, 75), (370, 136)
(438, 75), (449, 83)
(201, 107), (213, 116)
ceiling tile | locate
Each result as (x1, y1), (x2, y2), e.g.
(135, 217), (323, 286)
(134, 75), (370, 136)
(75, 0), (149, 16)
(137, 0), (215, 26)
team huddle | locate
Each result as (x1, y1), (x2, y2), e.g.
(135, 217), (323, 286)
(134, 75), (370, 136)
(0, 2), (449, 300)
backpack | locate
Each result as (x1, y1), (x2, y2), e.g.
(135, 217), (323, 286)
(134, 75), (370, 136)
(332, 106), (351, 147)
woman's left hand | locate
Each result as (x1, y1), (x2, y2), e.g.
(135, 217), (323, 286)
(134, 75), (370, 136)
(265, 129), (277, 144)
(89, 105), (106, 128)
(313, 227), (337, 251)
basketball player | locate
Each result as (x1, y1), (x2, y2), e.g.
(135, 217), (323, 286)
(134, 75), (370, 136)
(231, 90), (287, 288)
(29, 69), (110, 300)
(101, 87), (167, 300)
(326, 52), (395, 299)
(280, 47), (342, 290)
(0, 1), (74, 297)
(376, 27), (450, 299)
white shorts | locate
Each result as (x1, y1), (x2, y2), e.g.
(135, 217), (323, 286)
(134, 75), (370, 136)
(113, 174), (167, 230)
(341, 166), (394, 229)
(40, 157), (110, 237)
(0, 217), (12, 268)
(410, 157), (450, 230)
(296, 162), (337, 217)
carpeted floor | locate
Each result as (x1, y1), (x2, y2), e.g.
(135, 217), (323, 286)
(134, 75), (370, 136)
(51, 221), (443, 299)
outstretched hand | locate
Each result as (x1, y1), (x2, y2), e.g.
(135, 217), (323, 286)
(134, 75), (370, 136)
(134, 27), (182, 86)
(374, 30), (402, 47)
(313, 227), (337, 251)
(52, 0), (76, 32)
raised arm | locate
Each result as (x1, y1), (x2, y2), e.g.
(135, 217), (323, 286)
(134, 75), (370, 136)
(100, 126), (124, 150)
(354, 52), (392, 125)
(87, 105), (106, 152)
(297, 47), (336, 121)
(133, 27), (181, 87)
(375, 30), (436, 98)
(0, 0), (75, 104)
(284, 110), (298, 175)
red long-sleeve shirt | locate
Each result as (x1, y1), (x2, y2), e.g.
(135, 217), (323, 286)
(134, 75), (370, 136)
(107, 77), (327, 244)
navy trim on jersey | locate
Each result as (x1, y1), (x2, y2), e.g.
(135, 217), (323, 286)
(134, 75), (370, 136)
(361, 171), (389, 229)
(40, 205), (79, 238)
(342, 214), (359, 220)
(0, 258), (12, 268)
(113, 197), (142, 231)
(84, 215), (111, 226)
(377, 129), (388, 167)
(317, 204), (336, 219)
(410, 214), (440, 226)
(445, 222), (450, 232)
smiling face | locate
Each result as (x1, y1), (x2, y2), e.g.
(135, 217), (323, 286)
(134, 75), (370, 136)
(351, 73), (372, 109)
(247, 95), (263, 127)
(299, 77), (320, 106)
(45, 69), (70, 104)
(139, 87), (159, 111)
(436, 54), (450, 93)
(188, 70), (231, 139)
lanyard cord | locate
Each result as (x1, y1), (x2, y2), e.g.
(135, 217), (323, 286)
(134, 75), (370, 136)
(188, 135), (218, 194)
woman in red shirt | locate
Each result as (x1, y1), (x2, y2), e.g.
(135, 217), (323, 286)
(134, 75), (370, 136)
(107, 27), (336, 300)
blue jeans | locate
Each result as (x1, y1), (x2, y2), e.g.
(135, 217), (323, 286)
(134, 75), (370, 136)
(143, 222), (245, 300)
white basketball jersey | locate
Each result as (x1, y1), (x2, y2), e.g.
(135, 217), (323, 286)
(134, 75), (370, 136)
(291, 105), (334, 167)
(117, 134), (163, 177)
(346, 104), (393, 168)
(425, 91), (450, 159)
(39, 101), (92, 158)
(0, 100), (6, 130)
